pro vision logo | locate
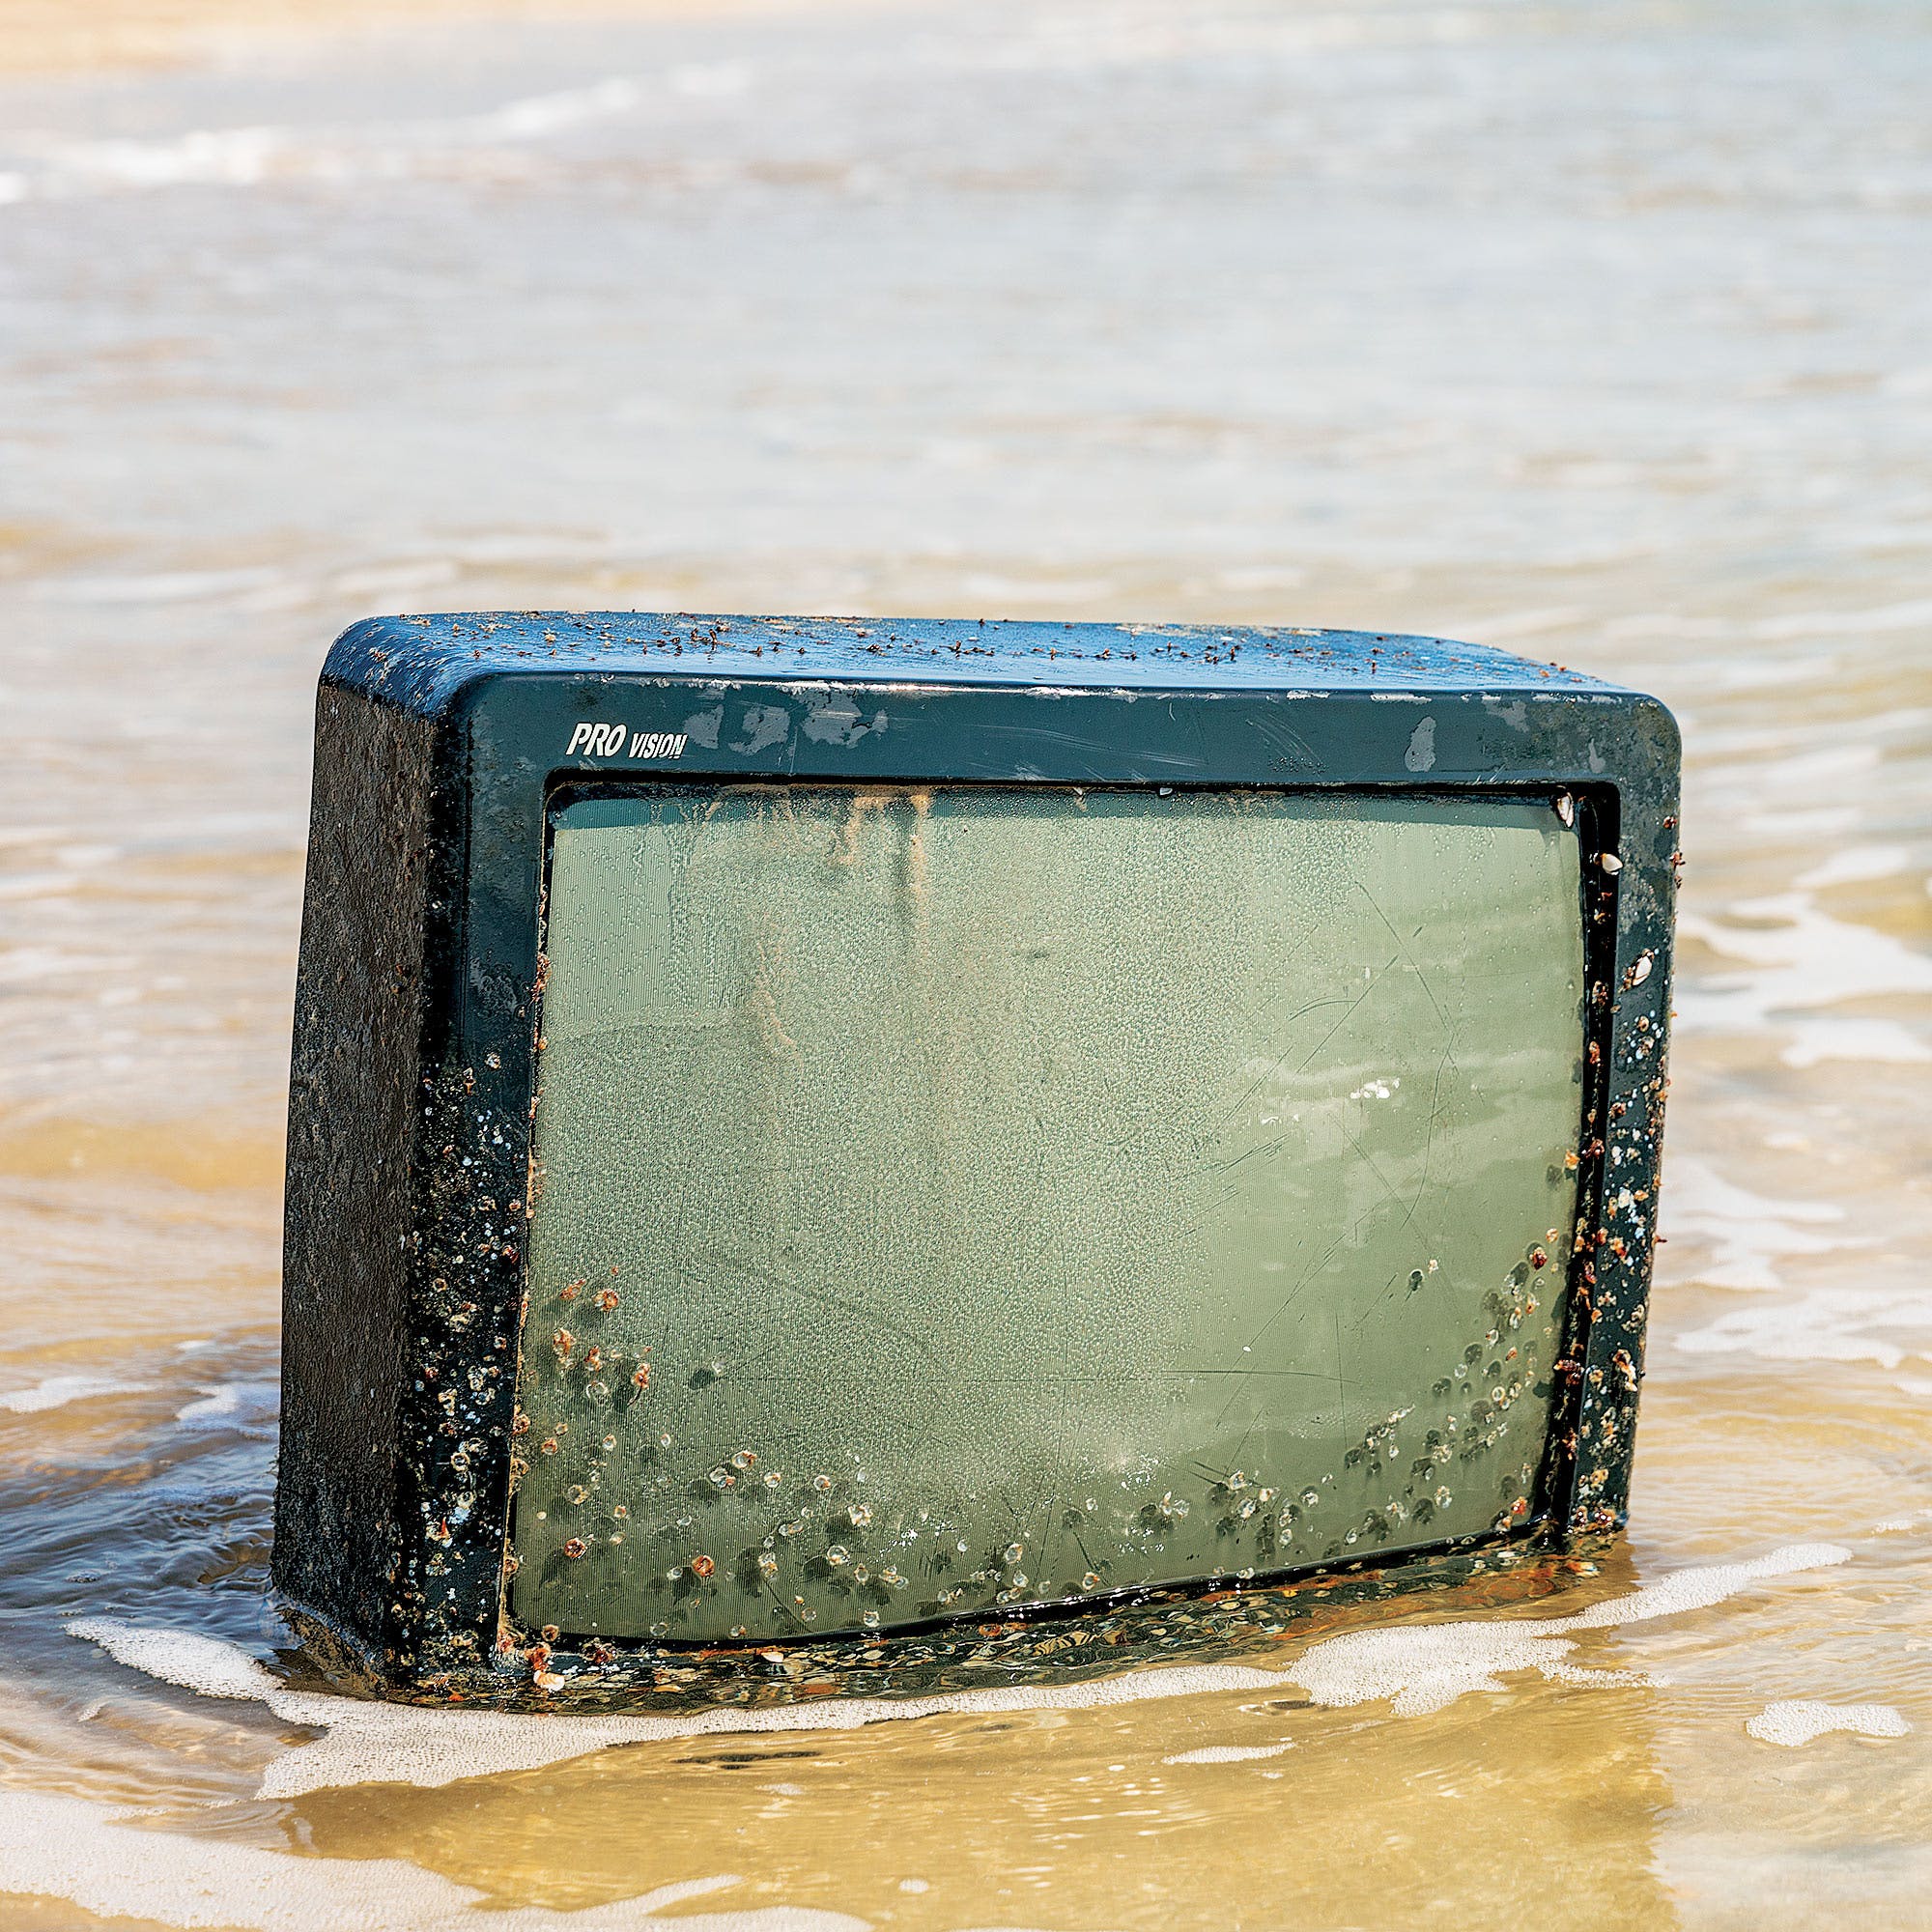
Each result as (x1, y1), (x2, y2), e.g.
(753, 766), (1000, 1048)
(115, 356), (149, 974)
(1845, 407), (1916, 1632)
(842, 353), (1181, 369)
(565, 723), (689, 760)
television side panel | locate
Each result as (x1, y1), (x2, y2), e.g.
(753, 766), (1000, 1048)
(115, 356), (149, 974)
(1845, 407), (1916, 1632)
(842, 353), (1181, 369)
(273, 680), (436, 1650)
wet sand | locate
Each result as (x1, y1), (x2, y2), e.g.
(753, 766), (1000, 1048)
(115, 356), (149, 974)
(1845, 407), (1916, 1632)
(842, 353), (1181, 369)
(0, 0), (1928, 1925)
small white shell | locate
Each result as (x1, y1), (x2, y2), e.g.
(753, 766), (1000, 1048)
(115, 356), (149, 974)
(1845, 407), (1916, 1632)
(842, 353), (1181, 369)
(1630, 953), (1653, 985)
(1599, 851), (1624, 874)
(1555, 793), (1576, 827)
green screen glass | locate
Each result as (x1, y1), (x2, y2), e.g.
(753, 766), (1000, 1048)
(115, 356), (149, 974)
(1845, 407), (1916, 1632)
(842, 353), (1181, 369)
(509, 786), (1584, 1642)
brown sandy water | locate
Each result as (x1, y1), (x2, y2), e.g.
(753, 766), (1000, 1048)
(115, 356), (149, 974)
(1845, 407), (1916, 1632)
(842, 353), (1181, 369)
(0, 0), (1928, 1925)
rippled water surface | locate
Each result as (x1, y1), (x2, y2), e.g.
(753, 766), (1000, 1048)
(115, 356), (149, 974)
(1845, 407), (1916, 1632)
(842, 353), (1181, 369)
(1, 0), (1929, 1925)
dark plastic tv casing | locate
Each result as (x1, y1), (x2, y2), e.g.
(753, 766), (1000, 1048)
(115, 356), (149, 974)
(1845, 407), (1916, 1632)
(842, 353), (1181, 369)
(273, 612), (1680, 1700)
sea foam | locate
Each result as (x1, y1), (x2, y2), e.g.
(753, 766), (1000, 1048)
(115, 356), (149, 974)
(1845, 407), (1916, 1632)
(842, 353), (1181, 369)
(1163, 1742), (1295, 1764)
(174, 1380), (278, 1428)
(70, 1544), (1853, 1800)
(1676, 892), (1932, 1069)
(1658, 1158), (1852, 1293)
(0, 1375), (153, 1414)
(0, 1789), (858, 1932)
(1746, 1701), (1910, 1747)
(1283, 1544), (1851, 1718)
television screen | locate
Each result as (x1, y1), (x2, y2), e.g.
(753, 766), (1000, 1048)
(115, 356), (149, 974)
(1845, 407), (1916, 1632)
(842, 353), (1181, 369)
(511, 784), (1584, 1641)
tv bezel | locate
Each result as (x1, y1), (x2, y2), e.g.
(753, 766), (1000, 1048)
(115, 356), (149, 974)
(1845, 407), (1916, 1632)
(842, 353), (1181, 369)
(274, 613), (1680, 1699)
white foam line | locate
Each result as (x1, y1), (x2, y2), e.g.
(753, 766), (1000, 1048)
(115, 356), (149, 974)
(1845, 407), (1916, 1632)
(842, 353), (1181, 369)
(465, 76), (647, 141)
(1281, 1543), (1851, 1718)
(214, 1646), (1283, 1803)
(1163, 1741), (1294, 1764)
(176, 1387), (240, 1423)
(70, 1545), (1852, 1799)
(71, 1623), (280, 1703)
(1747, 1701), (1910, 1747)
(4, 69), (716, 205)
(1662, 1153), (1930, 1372)
(1676, 1286), (1932, 1370)
(0, 1376), (153, 1414)
(1658, 1156), (1852, 1293)
(1677, 891), (1932, 1068)
(70, 1625), (1280, 1799)
(1795, 844), (1912, 892)
(0, 1790), (859, 1932)
(175, 1380), (279, 1427)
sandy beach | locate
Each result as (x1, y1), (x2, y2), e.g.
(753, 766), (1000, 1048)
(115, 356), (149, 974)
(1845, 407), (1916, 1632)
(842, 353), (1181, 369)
(0, 0), (1927, 1924)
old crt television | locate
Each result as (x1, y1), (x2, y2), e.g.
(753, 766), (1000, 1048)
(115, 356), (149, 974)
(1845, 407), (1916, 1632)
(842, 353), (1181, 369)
(272, 613), (1678, 1697)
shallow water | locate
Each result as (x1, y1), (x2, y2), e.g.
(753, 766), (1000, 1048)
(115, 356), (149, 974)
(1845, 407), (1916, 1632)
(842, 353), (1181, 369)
(0, 0), (1928, 1924)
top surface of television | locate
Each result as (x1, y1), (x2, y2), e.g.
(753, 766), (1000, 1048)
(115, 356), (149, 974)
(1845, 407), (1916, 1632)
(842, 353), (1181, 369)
(274, 613), (1678, 1695)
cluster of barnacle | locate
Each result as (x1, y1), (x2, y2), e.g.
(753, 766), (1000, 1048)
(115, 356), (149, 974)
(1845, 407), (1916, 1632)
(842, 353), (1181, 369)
(517, 1425), (956, 1633)
(542, 1281), (648, 1406)
(474, 1521), (1572, 1704)
(507, 1266), (657, 1488)
(503, 1234), (1575, 1640)
(400, 1073), (542, 1657)
(1268, 1243), (1569, 1557)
